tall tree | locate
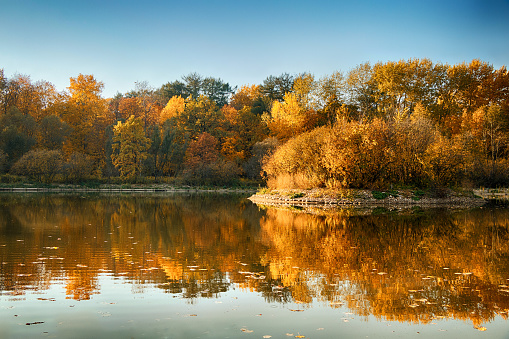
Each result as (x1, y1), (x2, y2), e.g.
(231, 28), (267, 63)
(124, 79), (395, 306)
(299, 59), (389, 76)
(260, 73), (295, 102)
(201, 77), (236, 107)
(230, 85), (260, 110)
(345, 63), (379, 121)
(159, 95), (185, 123)
(182, 72), (203, 99)
(111, 116), (151, 181)
(315, 71), (344, 123)
(38, 115), (71, 150)
(62, 74), (112, 163)
(0, 106), (37, 169)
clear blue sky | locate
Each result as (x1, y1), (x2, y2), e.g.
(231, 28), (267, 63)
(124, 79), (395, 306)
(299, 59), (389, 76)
(1, 0), (508, 98)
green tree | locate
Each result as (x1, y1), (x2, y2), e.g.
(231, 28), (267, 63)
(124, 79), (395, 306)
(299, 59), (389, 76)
(111, 116), (152, 181)
(38, 115), (71, 150)
(202, 77), (236, 107)
(260, 73), (295, 102)
(0, 106), (37, 169)
(0, 149), (7, 173)
(158, 118), (190, 177)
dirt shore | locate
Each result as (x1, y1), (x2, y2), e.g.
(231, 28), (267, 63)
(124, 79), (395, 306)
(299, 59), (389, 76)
(248, 188), (486, 208)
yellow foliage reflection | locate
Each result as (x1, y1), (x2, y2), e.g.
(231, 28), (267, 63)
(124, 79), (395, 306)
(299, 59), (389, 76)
(1, 194), (508, 327)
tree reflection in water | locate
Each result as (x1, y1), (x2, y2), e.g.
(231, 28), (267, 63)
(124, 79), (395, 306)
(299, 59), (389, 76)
(0, 194), (508, 327)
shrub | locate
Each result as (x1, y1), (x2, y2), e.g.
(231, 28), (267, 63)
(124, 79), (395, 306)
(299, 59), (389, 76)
(10, 149), (64, 183)
(64, 152), (93, 183)
(263, 126), (329, 189)
(321, 119), (393, 188)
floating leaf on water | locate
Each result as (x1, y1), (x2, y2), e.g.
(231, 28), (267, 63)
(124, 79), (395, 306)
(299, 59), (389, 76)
(240, 328), (253, 333)
(189, 314), (197, 317)
(295, 336), (306, 338)
(26, 321), (44, 325)
(263, 336), (272, 338)
(474, 325), (487, 331)
(317, 328), (324, 330)
(289, 309), (304, 312)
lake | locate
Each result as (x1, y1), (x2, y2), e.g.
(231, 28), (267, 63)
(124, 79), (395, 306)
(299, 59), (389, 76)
(0, 193), (508, 338)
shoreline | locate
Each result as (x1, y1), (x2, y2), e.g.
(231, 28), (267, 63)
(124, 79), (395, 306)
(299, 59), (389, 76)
(248, 188), (488, 208)
(0, 184), (257, 194)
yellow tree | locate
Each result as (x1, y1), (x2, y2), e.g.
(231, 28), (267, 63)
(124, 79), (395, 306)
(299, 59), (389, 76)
(118, 97), (143, 121)
(265, 92), (318, 141)
(159, 95), (185, 124)
(111, 116), (151, 181)
(230, 84), (260, 110)
(62, 74), (113, 164)
(292, 73), (315, 110)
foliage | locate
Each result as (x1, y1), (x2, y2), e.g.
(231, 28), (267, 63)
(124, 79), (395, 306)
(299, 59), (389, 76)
(159, 95), (185, 123)
(372, 190), (398, 199)
(1, 60), (508, 187)
(0, 149), (6, 173)
(264, 115), (471, 190)
(64, 152), (93, 183)
(264, 127), (329, 189)
(182, 132), (240, 185)
(38, 115), (71, 150)
(0, 106), (37, 169)
(10, 149), (64, 182)
(111, 116), (152, 181)
(243, 137), (280, 180)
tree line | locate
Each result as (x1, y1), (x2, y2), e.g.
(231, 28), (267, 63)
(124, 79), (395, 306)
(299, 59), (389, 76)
(0, 58), (508, 187)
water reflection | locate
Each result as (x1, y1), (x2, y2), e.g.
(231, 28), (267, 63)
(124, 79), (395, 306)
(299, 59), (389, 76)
(1, 194), (508, 329)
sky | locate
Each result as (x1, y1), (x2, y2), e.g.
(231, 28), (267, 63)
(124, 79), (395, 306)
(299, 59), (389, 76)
(1, 0), (508, 98)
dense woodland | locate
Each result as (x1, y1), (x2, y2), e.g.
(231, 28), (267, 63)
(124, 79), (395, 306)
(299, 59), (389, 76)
(0, 58), (508, 188)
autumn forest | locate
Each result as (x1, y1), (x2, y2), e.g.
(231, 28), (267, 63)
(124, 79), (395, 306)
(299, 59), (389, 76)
(1, 58), (508, 188)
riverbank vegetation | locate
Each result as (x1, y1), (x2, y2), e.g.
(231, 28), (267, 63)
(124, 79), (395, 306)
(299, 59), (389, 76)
(1, 59), (508, 189)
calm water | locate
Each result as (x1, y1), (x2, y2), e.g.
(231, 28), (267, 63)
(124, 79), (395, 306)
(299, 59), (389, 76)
(1, 193), (508, 339)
